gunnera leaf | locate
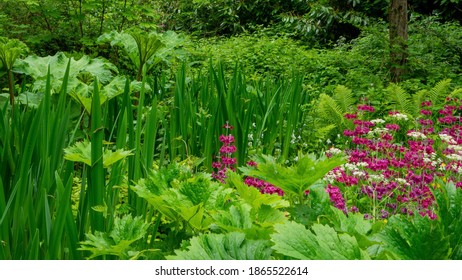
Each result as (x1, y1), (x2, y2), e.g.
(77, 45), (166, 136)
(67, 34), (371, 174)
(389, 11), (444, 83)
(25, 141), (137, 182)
(64, 139), (133, 168)
(272, 221), (369, 260)
(79, 215), (149, 259)
(167, 232), (272, 260)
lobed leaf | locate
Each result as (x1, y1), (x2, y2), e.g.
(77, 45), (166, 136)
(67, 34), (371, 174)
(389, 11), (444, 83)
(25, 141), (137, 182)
(272, 221), (369, 260)
(167, 232), (272, 260)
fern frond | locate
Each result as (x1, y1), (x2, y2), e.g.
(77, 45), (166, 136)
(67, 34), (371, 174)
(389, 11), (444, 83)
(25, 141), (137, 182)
(385, 84), (412, 114)
(315, 124), (336, 140)
(317, 93), (345, 127)
(429, 79), (452, 106)
(449, 87), (462, 100)
(412, 89), (428, 116)
(333, 85), (354, 113)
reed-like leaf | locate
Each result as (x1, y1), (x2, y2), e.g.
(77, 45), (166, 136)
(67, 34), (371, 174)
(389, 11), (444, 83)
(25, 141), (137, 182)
(89, 78), (105, 233)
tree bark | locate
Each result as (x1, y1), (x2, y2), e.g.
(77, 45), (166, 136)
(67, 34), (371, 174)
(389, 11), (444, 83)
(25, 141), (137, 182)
(389, 0), (408, 82)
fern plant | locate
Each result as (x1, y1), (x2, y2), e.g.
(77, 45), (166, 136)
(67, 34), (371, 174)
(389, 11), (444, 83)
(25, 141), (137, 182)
(314, 85), (355, 144)
(429, 79), (452, 107)
(385, 83), (414, 115)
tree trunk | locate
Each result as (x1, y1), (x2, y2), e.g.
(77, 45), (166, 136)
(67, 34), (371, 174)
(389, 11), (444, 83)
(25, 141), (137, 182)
(389, 0), (408, 82)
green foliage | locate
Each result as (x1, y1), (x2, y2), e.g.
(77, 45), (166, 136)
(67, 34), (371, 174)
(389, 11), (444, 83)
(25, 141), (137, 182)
(14, 52), (117, 93)
(241, 152), (345, 201)
(385, 83), (414, 115)
(79, 215), (150, 259)
(0, 64), (78, 259)
(3, 2), (462, 261)
(0, 37), (28, 71)
(64, 139), (133, 168)
(280, 0), (367, 45)
(0, 36), (28, 104)
(97, 30), (187, 79)
(0, 0), (163, 54)
(428, 78), (452, 106)
(167, 232), (272, 260)
(404, 15), (462, 87)
(200, 172), (289, 240)
(286, 183), (332, 227)
(272, 221), (371, 260)
(131, 163), (233, 232)
(314, 85), (356, 140)
(226, 172), (289, 210)
(378, 214), (451, 260)
(432, 181), (462, 259)
(157, 0), (306, 37)
(189, 32), (316, 80)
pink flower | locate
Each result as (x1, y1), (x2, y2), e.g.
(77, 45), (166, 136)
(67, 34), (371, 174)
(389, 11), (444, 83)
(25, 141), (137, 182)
(246, 160), (258, 167)
(357, 104), (375, 112)
(385, 123), (400, 131)
(344, 113), (357, 119)
(420, 109), (432, 116)
(220, 145), (237, 154)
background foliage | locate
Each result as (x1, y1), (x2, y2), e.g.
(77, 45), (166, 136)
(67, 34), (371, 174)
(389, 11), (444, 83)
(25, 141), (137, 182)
(1, 0), (462, 261)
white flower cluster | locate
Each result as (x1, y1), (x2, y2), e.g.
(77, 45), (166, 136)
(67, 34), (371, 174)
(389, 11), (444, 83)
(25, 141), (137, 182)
(446, 153), (462, 161)
(343, 163), (357, 170)
(324, 167), (344, 184)
(389, 113), (409, 121)
(439, 133), (457, 145)
(343, 162), (367, 170)
(407, 131), (427, 139)
(327, 147), (343, 155)
(367, 127), (389, 137)
(368, 174), (385, 182)
(420, 152), (441, 168)
(395, 178), (410, 186)
(290, 133), (301, 145)
(371, 119), (386, 124)
(352, 170), (368, 178)
(448, 145), (462, 151)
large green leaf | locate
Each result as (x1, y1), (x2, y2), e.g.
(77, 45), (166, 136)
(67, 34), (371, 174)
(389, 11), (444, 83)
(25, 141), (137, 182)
(272, 221), (370, 260)
(14, 52), (117, 93)
(213, 203), (253, 232)
(63, 139), (133, 168)
(79, 215), (150, 259)
(240, 153), (345, 197)
(286, 183), (332, 227)
(167, 232), (272, 260)
(329, 207), (378, 249)
(226, 172), (289, 209)
(0, 37), (28, 71)
(131, 165), (233, 231)
(97, 30), (166, 79)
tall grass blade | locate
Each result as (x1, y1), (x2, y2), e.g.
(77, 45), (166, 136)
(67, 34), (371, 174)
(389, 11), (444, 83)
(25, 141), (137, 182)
(89, 78), (105, 232)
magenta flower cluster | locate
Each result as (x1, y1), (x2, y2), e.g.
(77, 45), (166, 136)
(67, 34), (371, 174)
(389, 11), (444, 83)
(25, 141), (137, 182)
(212, 123), (237, 183)
(244, 160), (284, 196)
(325, 98), (462, 220)
(212, 123), (284, 195)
